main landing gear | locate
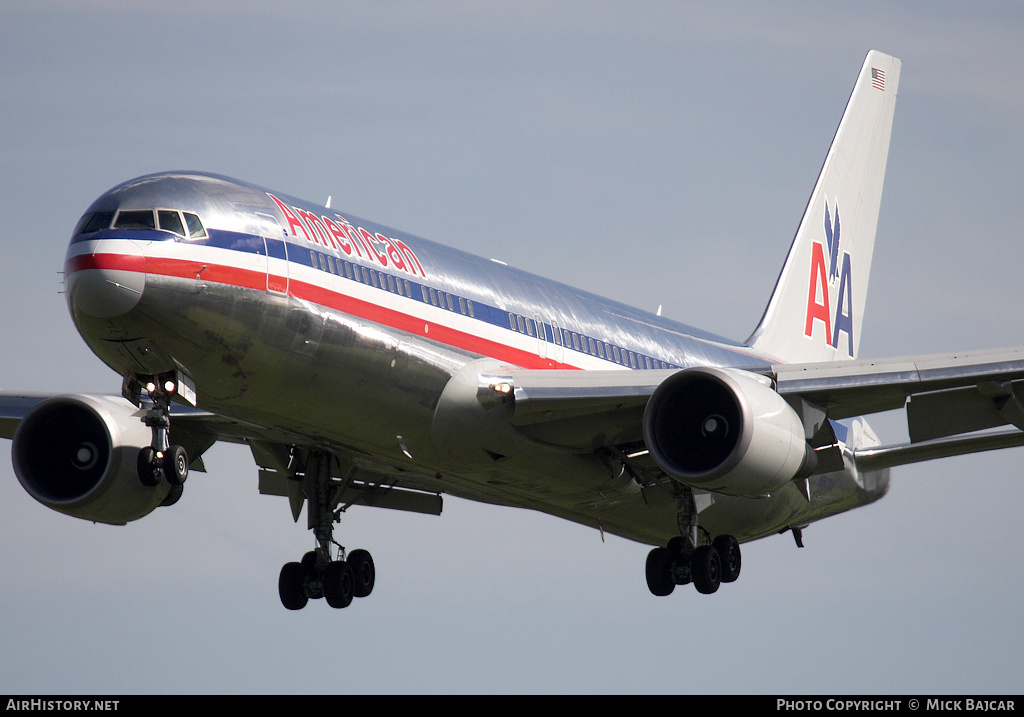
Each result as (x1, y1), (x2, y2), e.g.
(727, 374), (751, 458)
(129, 373), (190, 505)
(645, 534), (741, 596)
(277, 451), (375, 611)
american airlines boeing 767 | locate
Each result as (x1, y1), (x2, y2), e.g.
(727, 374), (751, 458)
(4, 51), (1023, 609)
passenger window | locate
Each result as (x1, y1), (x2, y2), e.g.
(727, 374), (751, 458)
(79, 211), (114, 234)
(183, 212), (207, 239)
(467, 300), (475, 318)
(158, 211), (186, 237)
(114, 210), (155, 230)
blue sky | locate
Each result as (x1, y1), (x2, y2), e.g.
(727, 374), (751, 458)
(1, 1), (1023, 694)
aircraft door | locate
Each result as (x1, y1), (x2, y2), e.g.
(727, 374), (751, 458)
(255, 212), (288, 295)
(549, 318), (564, 364)
(534, 314), (547, 360)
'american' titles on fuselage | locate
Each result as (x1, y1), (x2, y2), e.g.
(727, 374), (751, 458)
(267, 193), (426, 278)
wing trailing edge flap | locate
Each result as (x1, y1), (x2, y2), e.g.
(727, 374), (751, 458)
(773, 346), (1024, 469)
(250, 441), (444, 518)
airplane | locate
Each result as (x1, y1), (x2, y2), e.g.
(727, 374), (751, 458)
(4, 49), (1024, 610)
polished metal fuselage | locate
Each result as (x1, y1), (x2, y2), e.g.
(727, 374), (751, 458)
(65, 172), (889, 546)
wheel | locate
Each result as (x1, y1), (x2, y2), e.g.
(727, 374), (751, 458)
(279, 562), (308, 610)
(137, 447), (160, 487)
(348, 549), (375, 598)
(691, 545), (722, 595)
(160, 483), (183, 507)
(645, 547), (675, 596)
(713, 535), (741, 583)
(323, 560), (354, 609)
(300, 551), (323, 599)
(163, 445), (189, 486)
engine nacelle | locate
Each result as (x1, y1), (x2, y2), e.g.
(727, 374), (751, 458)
(12, 394), (171, 524)
(642, 367), (812, 498)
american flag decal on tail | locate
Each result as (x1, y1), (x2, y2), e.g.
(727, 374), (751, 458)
(871, 67), (885, 91)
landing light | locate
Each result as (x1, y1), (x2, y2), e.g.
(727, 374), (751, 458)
(164, 380), (176, 394)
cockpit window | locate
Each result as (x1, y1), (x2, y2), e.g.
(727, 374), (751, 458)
(157, 210), (186, 237)
(78, 211), (114, 234)
(114, 210), (156, 230)
(183, 212), (206, 239)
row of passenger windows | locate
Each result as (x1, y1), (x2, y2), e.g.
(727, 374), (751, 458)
(309, 250), (478, 318)
(75, 209), (207, 239)
(309, 249), (675, 370)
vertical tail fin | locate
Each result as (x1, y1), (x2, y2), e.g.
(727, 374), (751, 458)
(747, 50), (900, 363)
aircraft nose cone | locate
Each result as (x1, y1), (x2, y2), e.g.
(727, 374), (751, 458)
(65, 240), (146, 318)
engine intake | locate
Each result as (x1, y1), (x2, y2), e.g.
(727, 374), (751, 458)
(642, 367), (811, 497)
(13, 394), (171, 524)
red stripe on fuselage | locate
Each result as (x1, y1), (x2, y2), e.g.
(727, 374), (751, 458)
(65, 252), (146, 275)
(68, 251), (576, 370)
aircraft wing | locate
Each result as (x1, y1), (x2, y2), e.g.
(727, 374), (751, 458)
(0, 390), (449, 515)
(486, 346), (1024, 472)
(0, 393), (51, 439)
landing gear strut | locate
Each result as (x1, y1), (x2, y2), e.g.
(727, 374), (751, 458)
(277, 450), (375, 611)
(127, 372), (190, 493)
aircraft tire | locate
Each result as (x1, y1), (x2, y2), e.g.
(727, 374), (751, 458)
(691, 546), (722, 595)
(646, 547), (675, 596)
(299, 551), (324, 599)
(323, 560), (354, 609)
(279, 562), (308, 610)
(348, 549), (375, 598)
(160, 483), (183, 507)
(137, 447), (160, 487)
(163, 445), (189, 486)
(713, 535), (741, 583)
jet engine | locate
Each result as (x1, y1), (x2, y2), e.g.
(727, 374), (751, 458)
(12, 394), (171, 524)
(642, 367), (813, 498)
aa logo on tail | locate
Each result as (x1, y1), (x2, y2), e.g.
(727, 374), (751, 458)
(804, 200), (854, 356)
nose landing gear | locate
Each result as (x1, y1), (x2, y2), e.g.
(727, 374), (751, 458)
(125, 372), (191, 492)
